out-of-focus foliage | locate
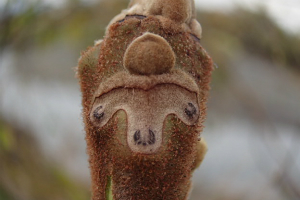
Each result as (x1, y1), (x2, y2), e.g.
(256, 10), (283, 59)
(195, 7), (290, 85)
(0, 119), (90, 200)
(198, 8), (300, 73)
(0, 0), (128, 50)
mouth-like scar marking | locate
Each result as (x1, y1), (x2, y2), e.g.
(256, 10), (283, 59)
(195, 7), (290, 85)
(148, 130), (156, 145)
(90, 84), (199, 154)
(134, 130), (141, 143)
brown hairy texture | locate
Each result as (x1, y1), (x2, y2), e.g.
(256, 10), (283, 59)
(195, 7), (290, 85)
(107, 0), (201, 38)
(77, 0), (213, 199)
(124, 32), (175, 75)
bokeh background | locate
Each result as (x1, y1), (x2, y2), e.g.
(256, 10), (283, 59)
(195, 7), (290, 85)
(0, 0), (300, 199)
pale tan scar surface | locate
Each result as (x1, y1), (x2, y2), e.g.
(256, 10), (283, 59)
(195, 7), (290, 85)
(90, 84), (199, 154)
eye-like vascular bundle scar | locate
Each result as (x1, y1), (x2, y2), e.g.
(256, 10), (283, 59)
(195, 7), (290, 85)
(77, 0), (213, 199)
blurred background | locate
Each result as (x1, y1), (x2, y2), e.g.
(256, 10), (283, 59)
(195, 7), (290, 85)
(0, 0), (299, 199)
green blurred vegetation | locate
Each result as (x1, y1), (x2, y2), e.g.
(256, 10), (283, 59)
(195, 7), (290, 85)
(0, 119), (90, 200)
(0, 0), (128, 50)
(198, 8), (300, 73)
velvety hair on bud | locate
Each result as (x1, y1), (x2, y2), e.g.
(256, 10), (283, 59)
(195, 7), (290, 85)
(77, 0), (213, 199)
(124, 32), (175, 75)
